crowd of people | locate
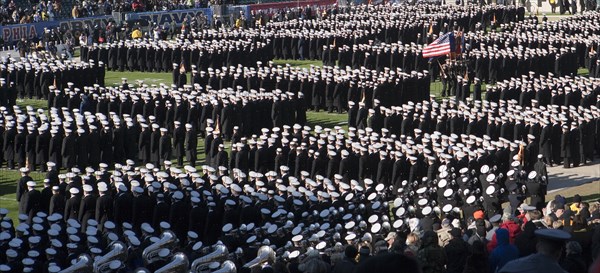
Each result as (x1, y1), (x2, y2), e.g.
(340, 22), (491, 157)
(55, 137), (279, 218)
(1, 3), (600, 273)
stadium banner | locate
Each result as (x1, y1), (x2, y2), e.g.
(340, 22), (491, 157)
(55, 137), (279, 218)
(0, 22), (48, 44)
(124, 8), (213, 27)
(248, 0), (337, 11)
(58, 16), (114, 36)
(0, 16), (112, 45)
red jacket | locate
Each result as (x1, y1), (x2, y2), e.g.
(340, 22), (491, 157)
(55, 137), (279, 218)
(487, 220), (522, 252)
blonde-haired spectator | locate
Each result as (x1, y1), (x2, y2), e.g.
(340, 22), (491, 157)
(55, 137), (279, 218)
(404, 232), (420, 257)
(552, 220), (563, 229)
(543, 215), (554, 228)
(72, 5), (80, 18)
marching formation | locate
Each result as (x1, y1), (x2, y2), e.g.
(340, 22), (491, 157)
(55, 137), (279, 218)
(1, 3), (600, 273)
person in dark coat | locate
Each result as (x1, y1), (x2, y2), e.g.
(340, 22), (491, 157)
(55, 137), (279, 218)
(39, 179), (53, 213)
(19, 181), (41, 222)
(539, 121), (553, 165)
(354, 251), (420, 273)
(235, 143), (249, 174)
(78, 185), (97, 229)
(112, 123), (126, 164)
(47, 129), (61, 169)
(580, 114), (595, 164)
(75, 129), (89, 168)
(312, 77), (324, 111)
(376, 151), (392, 187)
(49, 186), (65, 216)
(125, 121), (140, 162)
(173, 122), (185, 166)
(332, 245), (358, 273)
(100, 125), (114, 165)
(61, 129), (76, 169)
(417, 230), (447, 273)
(444, 228), (470, 273)
(348, 101), (358, 128)
(127, 46), (137, 71)
(138, 124), (151, 164)
(24, 127), (36, 170)
(131, 187), (153, 230)
(569, 124), (581, 168)
(463, 240), (490, 273)
(14, 126), (26, 167)
(35, 127), (50, 171)
(560, 241), (587, 273)
(214, 144), (229, 169)
(551, 120), (563, 165)
(87, 125), (102, 168)
(184, 124), (198, 167)
(188, 197), (207, 237)
(3, 123), (16, 169)
(524, 135), (539, 171)
(113, 184), (133, 228)
(64, 188), (82, 220)
(16, 167), (33, 202)
(159, 128), (172, 166)
(356, 102), (368, 130)
(169, 191), (188, 240)
(561, 125), (572, 168)
(150, 125), (161, 167)
(295, 93), (307, 126)
(514, 221), (537, 258)
(152, 194), (170, 229)
(271, 97), (283, 128)
(325, 150), (340, 179)
(95, 183), (113, 226)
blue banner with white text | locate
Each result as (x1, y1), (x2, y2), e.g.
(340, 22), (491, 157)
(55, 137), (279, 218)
(0, 15), (113, 45)
(125, 8), (213, 27)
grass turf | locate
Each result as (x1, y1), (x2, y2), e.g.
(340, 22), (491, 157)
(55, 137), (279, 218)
(273, 59), (322, 69)
(105, 71), (174, 87)
(16, 98), (49, 110)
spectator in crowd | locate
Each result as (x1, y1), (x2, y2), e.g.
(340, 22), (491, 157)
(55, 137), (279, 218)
(444, 228), (470, 273)
(489, 228), (520, 272)
(418, 230), (447, 273)
(332, 245), (357, 273)
(464, 241), (490, 273)
(560, 241), (587, 273)
(71, 4), (79, 18)
(404, 232), (420, 257)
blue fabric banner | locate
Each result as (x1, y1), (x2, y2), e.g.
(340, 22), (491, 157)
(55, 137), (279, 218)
(0, 16), (112, 45)
(125, 8), (214, 27)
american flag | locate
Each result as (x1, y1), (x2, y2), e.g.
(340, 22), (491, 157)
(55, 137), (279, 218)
(422, 32), (455, 58)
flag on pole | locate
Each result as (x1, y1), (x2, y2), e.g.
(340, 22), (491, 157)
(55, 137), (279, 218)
(422, 32), (455, 58)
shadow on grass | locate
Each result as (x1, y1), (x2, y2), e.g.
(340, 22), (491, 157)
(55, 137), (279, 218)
(0, 178), (17, 200)
(563, 193), (600, 204)
(273, 59), (323, 69)
(0, 171), (46, 196)
(306, 116), (348, 129)
(547, 171), (600, 192)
